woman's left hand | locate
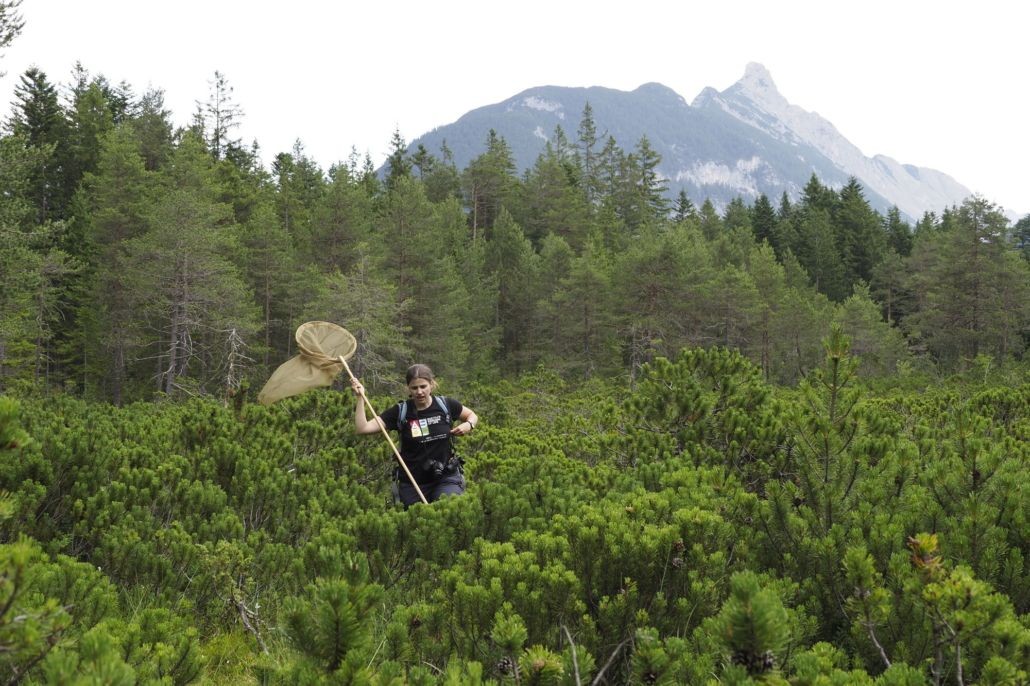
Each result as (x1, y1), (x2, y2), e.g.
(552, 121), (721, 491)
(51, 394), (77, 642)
(450, 421), (473, 437)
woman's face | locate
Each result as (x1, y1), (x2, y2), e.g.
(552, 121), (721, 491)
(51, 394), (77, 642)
(407, 377), (433, 404)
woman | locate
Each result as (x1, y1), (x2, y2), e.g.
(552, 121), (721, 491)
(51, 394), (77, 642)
(351, 364), (478, 506)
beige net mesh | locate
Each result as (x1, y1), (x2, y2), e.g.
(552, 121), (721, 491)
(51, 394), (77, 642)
(257, 321), (357, 405)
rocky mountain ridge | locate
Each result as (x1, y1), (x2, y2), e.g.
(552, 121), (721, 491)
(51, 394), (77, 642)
(408, 63), (976, 221)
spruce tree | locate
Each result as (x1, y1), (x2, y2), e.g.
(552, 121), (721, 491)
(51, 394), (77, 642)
(130, 88), (173, 171)
(422, 139), (462, 203)
(722, 197), (752, 234)
(673, 189), (697, 224)
(884, 205), (913, 257)
(698, 198), (723, 240)
(308, 164), (374, 273)
(463, 129), (518, 239)
(7, 67), (71, 223)
(750, 193), (777, 247)
(78, 123), (152, 401)
(484, 209), (539, 373)
(904, 196), (1030, 365)
(797, 207), (847, 301)
(836, 178), (886, 289)
(635, 135), (669, 221)
(576, 102), (602, 207)
(271, 140), (326, 260)
(194, 70), (243, 161)
(124, 133), (260, 397)
(518, 141), (591, 249)
(384, 127), (411, 192)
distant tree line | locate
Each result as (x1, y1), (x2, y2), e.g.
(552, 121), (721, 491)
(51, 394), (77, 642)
(1, 65), (1028, 402)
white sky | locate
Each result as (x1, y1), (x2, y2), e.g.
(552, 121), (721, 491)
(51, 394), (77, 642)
(2, 0), (1026, 216)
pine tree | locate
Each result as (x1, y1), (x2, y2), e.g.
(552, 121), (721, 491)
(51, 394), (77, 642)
(635, 135), (669, 222)
(463, 129), (518, 239)
(410, 142), (434, 179)
(375, 178), (471, 377)
(272, 140), (326, 259)
(833, 283), (910, 377)
(0, 134), (41, 389)
(710, 572), (790, 682)
(78, 123), (152, 401)
(577, 102), (603, 206)
(64, 66), (118, 201)
(283, 574), (383, 678)
(306, 248), (411, 389)
(722, 197), (752, 234)
(835, 178), (886, 289)
(238, 199), (303, 371)
(904, 196), (1030, 366)
(869, 249), (911, 326)
(124, 133), (260, 397)
(518, 141), (591, 249)
(698, 198), (723, 240)
(384, 127), (411, 192)
(673, 189), (697, 224)
(308, 164), (374, 273)
(612, 226), (712, 378)
(129, 88), (173, 171)
(0, 221), (74, 390)
(540, 242), (616, 377)
(883, 205), (913, 257)
(800, 173), (837, 215)
(7, 67), (71, 223)
(797, 207), (847, 301)
(422, 139), (462, 203)
(913, 210), (939, 239)
(194, 71), (243, 160)
(750, 193), (777, 247)
(484, 209), (539, 373)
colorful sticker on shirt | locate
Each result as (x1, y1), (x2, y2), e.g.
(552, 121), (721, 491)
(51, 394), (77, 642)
(418, 418), (429, 436)
(409, 419), (424, 438)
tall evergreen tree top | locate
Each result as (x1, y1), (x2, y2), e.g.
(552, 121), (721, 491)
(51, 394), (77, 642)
(384, 127), (412, 191)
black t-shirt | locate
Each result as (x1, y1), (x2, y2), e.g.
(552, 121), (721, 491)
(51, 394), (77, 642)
(378, 396), (464, 484)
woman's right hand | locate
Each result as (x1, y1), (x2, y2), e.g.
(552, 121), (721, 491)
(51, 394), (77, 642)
(350, 379), (366, 397)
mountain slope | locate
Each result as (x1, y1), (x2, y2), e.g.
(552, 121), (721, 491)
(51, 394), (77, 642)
(408, 64), (976, 220)
(704, 63), (973, 220)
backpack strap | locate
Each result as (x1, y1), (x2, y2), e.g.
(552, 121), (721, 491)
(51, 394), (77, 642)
(397, 396), (452, 431)
(396, 399), (409, 432)
(434, 395), (451, 424)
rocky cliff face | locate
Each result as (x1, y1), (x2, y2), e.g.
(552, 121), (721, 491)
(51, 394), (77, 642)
(407, 63), (975, 219)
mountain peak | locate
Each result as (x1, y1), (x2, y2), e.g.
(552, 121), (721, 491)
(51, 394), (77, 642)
(742, 62), (776, 89)
(729, 62), (787, 110)
(405, 67), (975, 221)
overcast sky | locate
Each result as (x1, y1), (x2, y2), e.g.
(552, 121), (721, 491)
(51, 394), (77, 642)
(2, 0), (1026, 216)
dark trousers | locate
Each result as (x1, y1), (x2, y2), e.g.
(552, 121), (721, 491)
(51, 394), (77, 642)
(396, 471), (466, 507)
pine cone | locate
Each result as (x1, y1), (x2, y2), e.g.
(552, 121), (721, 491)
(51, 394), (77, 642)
(730, 649), (776, 674)
(496, 655), (518, 676)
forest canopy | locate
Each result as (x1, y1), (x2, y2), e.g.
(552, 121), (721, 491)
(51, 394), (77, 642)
(0, 64), (1027, 399)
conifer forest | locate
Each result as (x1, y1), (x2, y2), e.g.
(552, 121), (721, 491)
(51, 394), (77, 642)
(2, 9), (1030, 683)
